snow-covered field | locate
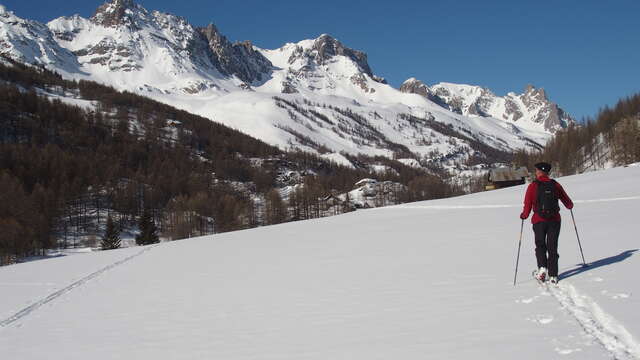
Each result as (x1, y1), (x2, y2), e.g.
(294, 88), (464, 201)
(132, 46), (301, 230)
(1, 165), (639, 359)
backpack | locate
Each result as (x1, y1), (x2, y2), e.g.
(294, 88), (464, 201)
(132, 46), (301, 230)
(535, 180), (560, 219)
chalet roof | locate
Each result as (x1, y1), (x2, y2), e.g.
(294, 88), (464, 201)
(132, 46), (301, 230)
(489, 167), (529, 182)
(355, 178), (377, 187)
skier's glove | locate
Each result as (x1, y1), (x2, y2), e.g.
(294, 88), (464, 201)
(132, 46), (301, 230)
(519, 213), (527, 220)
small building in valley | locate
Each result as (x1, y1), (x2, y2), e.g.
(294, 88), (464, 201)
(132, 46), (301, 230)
(485, 167), (530, 190)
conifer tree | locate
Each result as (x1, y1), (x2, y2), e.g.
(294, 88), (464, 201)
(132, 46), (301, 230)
(101, 216), (121, 250)
(265, 188), (286, 225)
(136, 210), (159, 245)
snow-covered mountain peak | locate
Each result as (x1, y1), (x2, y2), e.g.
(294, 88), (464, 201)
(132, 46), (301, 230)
(257, 33), (389, 96)
(276, 34), (376, 79)
(0, 6), (81, 74)
(306, 34), (375, 79)
(399, 78), (433, 98)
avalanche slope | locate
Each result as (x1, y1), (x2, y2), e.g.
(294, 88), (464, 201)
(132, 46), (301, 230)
(1, 165), (639, 359)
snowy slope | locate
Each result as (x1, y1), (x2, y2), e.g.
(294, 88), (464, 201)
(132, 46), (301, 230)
(0, 4), (81, 75)
(1, 164), (639, 359)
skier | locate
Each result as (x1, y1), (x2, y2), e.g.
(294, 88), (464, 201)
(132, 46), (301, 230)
(520, 162), (573, 284)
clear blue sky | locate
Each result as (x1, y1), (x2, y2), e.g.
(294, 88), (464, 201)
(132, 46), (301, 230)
(3, 0), (639, 121)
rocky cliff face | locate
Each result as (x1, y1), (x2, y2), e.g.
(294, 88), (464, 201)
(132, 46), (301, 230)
(519, 84), (573, 131)
(199, 24), (272, 85)
(90, 0), (139, 28)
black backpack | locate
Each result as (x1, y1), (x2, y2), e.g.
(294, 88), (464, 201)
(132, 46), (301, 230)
(536, 180), (560, 219)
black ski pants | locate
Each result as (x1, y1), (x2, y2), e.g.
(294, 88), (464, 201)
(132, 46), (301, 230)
(533, 221), (561, 277)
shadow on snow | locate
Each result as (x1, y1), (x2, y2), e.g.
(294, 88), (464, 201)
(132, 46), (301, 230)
(559, 249), (638, 280)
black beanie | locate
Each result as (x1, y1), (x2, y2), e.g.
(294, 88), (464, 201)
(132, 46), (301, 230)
(535, 162), (552, 173)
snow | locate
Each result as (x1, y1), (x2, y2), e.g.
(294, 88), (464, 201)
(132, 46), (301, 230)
(0, 246), (145, 322)
(0, 8), (81, 76)
(397, 158), (421, 168)
(36, 88), (97, 110)
(1, 165), (639, 359)
(321, 152), (354, 167)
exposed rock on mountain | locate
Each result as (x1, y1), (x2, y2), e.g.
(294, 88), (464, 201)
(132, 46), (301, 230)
(399, 78), (449, 108)
(91, 0), (139, 28)
(199, 24), (272, 84)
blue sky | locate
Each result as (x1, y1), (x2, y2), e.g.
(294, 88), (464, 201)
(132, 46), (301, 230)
(3, 0), (639, 121)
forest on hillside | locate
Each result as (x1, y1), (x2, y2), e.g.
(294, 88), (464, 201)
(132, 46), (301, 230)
(513, 93), (640, 175)
(0, 59), (459, 265)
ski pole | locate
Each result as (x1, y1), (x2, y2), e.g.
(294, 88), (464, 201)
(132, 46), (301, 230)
(570, 209), (587, 266)
(513, 219), (524, 286)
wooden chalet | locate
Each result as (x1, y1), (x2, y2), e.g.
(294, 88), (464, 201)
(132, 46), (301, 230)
(485, 167), (530, 190)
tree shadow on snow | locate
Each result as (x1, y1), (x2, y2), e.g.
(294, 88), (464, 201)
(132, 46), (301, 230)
(559, 249), (638, 280)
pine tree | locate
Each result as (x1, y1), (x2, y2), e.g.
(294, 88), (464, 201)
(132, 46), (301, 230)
(136, 210), (159, 246)
(101, 216), (121, 250)
(265, 188), (286, 225)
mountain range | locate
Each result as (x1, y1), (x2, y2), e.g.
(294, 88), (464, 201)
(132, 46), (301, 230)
(0, 0), (574, 171)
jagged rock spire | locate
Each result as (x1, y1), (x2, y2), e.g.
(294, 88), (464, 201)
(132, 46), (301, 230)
(524, 84), (548, 102)
(91, 0), (140, 27)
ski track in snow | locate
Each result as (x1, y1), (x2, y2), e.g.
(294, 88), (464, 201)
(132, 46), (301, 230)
(383, 195), (640, 210)
(0, 245), (156, 329)
(547, 282), (640, 359)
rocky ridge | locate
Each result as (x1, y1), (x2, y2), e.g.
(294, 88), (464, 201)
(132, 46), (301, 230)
(401, 78), (573, 132)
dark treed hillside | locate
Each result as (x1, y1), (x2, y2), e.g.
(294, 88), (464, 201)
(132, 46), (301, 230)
(0, 59), (459, 265)
(513, 93), (640, 175)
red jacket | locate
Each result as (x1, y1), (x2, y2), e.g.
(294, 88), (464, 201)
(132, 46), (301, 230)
(521, 175), (573, 224)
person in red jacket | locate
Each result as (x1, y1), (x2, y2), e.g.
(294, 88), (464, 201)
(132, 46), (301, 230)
(520, 162), (573, 284)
